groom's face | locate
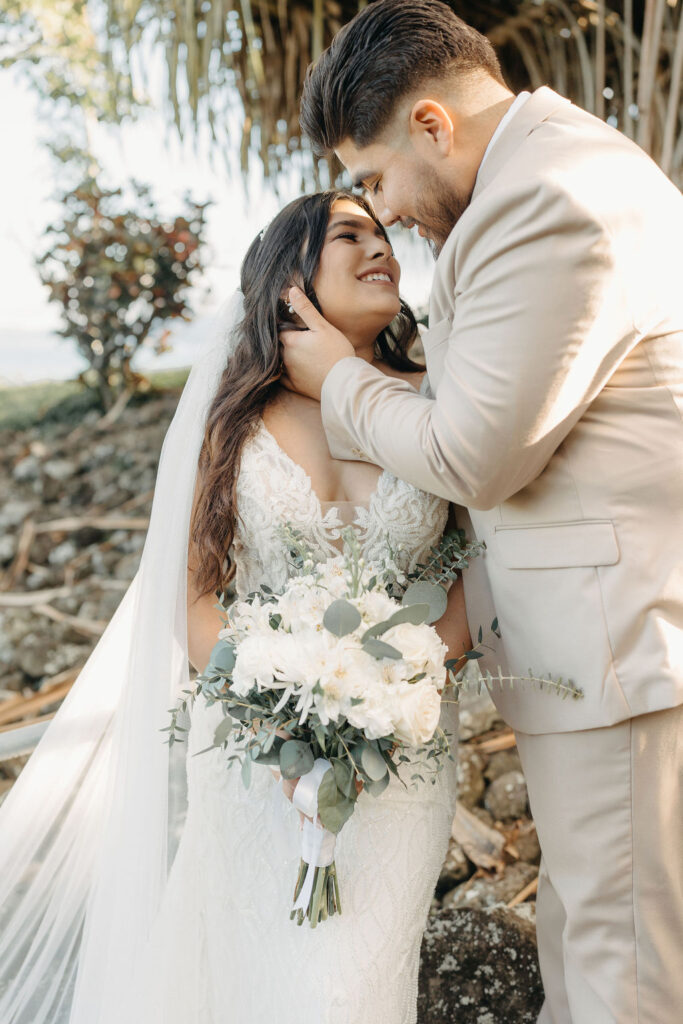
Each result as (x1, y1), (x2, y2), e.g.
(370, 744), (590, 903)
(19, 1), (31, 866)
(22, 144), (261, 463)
(336, 111), (478, 257)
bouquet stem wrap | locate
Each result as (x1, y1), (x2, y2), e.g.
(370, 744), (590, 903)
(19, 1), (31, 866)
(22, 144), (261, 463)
(291, 758), (340, 926)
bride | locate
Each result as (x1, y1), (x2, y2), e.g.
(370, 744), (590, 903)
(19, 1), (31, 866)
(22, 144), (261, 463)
(0, 190), (470, 1023)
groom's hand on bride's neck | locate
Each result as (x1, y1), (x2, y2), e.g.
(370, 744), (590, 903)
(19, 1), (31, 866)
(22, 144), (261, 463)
(279, 286), (355, 400)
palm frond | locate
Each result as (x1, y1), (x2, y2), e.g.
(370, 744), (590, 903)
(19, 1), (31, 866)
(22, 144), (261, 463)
(81, 2), (683, 187)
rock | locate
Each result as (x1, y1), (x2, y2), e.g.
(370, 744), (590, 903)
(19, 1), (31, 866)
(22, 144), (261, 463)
(484, 748), (523, 782)
(442, 861), (538, 912)
(512, 820), (541, 865)
(469, 805), (496, 828)
(457, 687), (504, 740)
(15, 635), (88, 681)
(418, 905), (543, 1023)
(456, 745), (486, 809)
(12, 454), (41, 482)
(437, 838), (472, 894)
(0, 499), (35, 529)
(484, 770), (529, 822)
(0, 533), (17, 565)
(42, 458), (78, 482)
(47, 539), (79, 567)
(112, 551), (142, 580)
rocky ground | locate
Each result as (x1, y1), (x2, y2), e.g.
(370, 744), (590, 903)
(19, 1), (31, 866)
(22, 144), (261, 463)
(0, 387), (543, 1021)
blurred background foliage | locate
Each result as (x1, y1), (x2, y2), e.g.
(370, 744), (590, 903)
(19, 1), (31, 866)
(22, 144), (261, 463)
(36, 173), (208, 410)
(2, 1), (682, 185)
(1, 0), (680, 404)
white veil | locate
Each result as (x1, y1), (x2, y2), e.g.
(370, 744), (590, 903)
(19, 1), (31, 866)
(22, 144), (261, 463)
(0, 290), (245, 1024)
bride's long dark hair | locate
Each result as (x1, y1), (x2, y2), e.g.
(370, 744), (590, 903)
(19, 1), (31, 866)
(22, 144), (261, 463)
(189, 189), (423, 598)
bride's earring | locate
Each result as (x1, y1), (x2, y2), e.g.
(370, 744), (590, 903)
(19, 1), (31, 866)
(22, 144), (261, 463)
(287, 303), (295, 315)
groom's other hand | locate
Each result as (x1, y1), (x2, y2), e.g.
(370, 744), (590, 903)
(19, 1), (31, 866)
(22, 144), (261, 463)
(279, 286), (354, 400)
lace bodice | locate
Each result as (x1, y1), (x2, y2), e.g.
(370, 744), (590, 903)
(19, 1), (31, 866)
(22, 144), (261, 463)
(232, 421), (449, 598)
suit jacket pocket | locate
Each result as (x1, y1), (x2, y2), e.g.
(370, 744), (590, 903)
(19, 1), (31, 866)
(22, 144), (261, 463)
(493, 520), (620, 569)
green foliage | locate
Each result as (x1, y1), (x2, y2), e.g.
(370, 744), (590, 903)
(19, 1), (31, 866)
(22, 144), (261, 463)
(316, 767), (356, 834)
(0, 0), (137, 123)
(36, 174), (209, 409)
(322, 599), (361, 638)
(401, 581), (448, 624)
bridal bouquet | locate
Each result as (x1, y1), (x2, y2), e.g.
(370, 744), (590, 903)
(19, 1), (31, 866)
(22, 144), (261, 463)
(167, 528), (582, 928)
(168, 529), (466, 927)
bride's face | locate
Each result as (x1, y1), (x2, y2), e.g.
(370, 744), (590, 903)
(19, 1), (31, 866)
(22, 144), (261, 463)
(312, 198), (401, 346)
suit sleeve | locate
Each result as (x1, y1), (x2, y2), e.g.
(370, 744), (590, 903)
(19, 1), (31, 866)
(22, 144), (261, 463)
(321, 183), (637, 509)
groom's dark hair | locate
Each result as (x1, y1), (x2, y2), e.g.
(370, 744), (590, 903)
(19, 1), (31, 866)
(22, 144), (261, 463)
(300, 0), (505, 154)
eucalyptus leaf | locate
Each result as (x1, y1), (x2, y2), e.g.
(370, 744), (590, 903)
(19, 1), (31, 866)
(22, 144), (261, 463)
(251, 737), (284, 766)
(358, 743), (388, 781)
(362, 637), (402, 660)
(323, 599), (362, 637)
(317, 769), (356, 834)
(332, 758), (358, 800)
(401, 582), (448, 623)
(362, 602), (431, 641)
(212, 716), (234, 747)
(241, 755), (252, 788)
(279, 739), (315, 780)
(208, 641), (236, 673)
(364, 772), (391, 798)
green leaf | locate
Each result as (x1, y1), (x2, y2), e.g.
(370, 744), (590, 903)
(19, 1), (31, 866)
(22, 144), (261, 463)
(401, 582), (448, 623)
(332, 758), (358, 800)
(279, 739), (315, 780)
(362, 602), (431, 642)
(323, 599), (362, 637)
(208, 641), (236, 674)
(477, 625), (483, 644)
(364, 772), (391, 798)
(251, 737), (285, 766)
(317, 768), (356, 834)
(314, 724), (327, 752)
(357, 743), (388, 781)
(213, 716), (234, 747)
(362, 637), (402, 660)
(241, 755), (252, 788)
(465, 650), (484, 660)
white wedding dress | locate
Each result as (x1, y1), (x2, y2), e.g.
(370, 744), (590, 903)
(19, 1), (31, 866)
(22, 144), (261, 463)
(120, 421), (459, 1024)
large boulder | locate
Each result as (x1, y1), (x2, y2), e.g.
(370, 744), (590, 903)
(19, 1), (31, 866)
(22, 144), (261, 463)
(418, 905), (544, 1023)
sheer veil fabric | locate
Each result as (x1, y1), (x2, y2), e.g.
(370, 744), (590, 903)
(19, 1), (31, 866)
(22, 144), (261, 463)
(0, 291), (245, 1023)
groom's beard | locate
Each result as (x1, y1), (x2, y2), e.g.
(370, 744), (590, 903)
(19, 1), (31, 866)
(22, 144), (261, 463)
(414, 166), (471, 258)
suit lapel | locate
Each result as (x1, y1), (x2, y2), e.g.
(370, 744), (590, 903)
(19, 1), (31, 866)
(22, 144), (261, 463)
(471, 86), (571, 201)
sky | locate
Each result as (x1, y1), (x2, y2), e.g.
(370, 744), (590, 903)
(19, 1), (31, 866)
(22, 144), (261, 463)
(0, 65), (435, 386)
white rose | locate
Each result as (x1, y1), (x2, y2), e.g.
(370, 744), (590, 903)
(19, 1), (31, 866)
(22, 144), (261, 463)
(384, 621), (447, 680)
(391, 682), (442, 748)
(358, 589), (400, 626)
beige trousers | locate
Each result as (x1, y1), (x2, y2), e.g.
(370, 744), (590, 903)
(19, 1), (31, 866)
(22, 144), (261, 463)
(514, 704), (683, 1024)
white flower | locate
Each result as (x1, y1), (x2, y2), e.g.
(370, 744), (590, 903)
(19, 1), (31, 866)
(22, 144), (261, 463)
(391, 681), (442, 748)
(358, 589), (400, 626)
(383, 621), (448, 680)
(277, 582), (330, 632)
(232, 634), (276, 695)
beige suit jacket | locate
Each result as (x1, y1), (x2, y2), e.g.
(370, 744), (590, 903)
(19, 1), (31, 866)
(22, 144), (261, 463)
(322, 87), (683, 733)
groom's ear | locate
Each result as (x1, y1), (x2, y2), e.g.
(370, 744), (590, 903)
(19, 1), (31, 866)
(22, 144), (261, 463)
(408, 100), (455, 158)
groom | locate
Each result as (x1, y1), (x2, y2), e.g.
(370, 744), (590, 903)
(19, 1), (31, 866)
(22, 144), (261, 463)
(280, 2), (683, 1022)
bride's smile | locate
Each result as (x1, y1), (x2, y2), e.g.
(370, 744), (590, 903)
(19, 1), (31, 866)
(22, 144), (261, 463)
(312, 198), (402, 355)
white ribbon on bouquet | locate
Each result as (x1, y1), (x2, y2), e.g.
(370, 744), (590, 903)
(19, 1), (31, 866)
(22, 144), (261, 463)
(291, 758), (337, 911)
